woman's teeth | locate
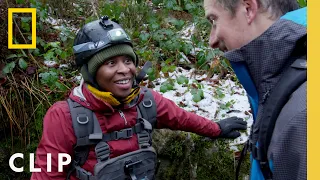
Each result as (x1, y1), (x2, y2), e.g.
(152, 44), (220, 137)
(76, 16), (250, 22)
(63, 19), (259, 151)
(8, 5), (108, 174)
(116, 79), (129, 84)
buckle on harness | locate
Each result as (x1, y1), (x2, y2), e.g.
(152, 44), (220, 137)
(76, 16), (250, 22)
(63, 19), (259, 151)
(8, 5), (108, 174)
(114, 128), (133, 140)
(142, 99), (153, 108)
(77, 114), (89, 124)
(139, 118), (152, 131)
(124, 160), (142, 180)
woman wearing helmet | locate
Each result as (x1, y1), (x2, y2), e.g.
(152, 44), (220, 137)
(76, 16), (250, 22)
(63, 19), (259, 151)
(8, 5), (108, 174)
(31, 16), (247, 180)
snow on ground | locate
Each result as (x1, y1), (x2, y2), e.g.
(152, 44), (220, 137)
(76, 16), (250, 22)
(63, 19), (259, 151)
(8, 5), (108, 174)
(74, 74), (83, 83)
(46, 16), (79, 33)
(59, 64), (69, 68)
(151, 67), (253, 150)
(180, 23), (195, 40)
(44, 60), (57, 67)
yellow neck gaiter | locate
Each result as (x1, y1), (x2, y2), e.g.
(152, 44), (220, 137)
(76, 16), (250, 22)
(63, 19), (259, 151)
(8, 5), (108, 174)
(87, 84), (140, 106)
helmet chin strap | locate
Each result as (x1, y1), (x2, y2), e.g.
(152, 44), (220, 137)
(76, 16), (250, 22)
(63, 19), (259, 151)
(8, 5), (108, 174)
(132, 76), (138, 88)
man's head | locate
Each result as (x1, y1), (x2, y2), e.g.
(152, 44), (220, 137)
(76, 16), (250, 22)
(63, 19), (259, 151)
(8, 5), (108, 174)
(73, 16), (138, 98)
(203, 0), (299, 51)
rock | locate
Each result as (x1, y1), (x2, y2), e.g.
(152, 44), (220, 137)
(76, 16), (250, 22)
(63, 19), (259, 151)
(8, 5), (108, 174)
(150, 129), (250, 180)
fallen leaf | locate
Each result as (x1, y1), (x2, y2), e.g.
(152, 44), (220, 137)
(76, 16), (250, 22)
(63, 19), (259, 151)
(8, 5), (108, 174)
(0, 75), (7, 86)
(191, 83), (197, 88)
(26, 66), (37, 75)
(175, 92), (182, 97)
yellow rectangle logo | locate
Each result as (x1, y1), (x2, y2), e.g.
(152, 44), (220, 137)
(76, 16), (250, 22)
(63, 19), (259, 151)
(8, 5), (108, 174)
(8, 8), (36, 49)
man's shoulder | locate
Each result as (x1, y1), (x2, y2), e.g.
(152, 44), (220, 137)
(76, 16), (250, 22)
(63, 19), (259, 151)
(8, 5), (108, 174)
(284, 81), (306, 113)
(273, 81), (306, 135)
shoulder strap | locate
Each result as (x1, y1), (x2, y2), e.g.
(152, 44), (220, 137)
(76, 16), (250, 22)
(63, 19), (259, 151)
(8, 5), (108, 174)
(66, 98), (103, 179)
(257, 55), (307, 179)
(137, 87), (157, 128)
(136, 61), (152, 85)
(67, 98), (103, 147)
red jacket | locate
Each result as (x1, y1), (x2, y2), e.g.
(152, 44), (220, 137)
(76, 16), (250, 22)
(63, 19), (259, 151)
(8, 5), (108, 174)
(31, 82), (221, 179)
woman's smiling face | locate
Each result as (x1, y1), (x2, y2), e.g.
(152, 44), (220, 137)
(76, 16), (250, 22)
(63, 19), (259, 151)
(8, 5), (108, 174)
(95, 55), (136, 98)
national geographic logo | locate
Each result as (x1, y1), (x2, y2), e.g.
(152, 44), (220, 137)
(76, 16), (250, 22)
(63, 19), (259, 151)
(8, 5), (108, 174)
(8, 8), (36, 49)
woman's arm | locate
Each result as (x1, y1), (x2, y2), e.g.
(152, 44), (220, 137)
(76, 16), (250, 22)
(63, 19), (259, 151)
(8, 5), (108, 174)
(151, 90), (222, 138)
(30, 101), (76, 180)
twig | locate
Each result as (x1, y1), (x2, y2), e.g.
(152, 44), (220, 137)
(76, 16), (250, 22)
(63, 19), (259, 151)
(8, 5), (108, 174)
(0, 94), (22, 134)
(22, 78), (52, 106)
(60, 80), (71, 90)
(28, 78), (52, 106)
(12, 18), (40, 67)
(90, 0), (100, 19)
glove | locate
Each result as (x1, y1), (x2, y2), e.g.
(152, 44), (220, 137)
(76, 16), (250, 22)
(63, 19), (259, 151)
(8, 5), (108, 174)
(216, 116), (247, 139)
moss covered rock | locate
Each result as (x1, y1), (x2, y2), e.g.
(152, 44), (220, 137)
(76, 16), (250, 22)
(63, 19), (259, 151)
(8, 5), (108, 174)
(152, 129), (250, 180)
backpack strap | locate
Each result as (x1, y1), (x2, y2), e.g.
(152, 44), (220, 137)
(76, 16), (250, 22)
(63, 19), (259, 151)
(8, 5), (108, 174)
(135, 87), (157, 149)
(137, 87), (157, 128)
(66, 98), (103, 180)
(235, 55), (307, 180)
(67, 97), (103, 147)
(256, 55), (307, 179)
(66, 87), (157, 179)
(136, 61), (152, 85)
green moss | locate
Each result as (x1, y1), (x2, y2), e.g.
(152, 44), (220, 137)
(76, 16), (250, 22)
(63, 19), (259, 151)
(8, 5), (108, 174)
(154, 131), (250, 180)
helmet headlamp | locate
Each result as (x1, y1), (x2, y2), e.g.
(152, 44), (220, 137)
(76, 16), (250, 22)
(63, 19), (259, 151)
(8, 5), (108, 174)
(73, 28), (131, 54)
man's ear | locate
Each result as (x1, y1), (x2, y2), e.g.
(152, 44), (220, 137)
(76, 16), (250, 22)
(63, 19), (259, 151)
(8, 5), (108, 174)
(243, 0), (258, 24)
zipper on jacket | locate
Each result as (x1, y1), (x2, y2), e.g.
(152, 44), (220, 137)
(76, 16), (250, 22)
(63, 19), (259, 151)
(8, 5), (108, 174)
(261, 90), (270, 104)
(80, 97), (90, 106)
(119, 110), (128, 125)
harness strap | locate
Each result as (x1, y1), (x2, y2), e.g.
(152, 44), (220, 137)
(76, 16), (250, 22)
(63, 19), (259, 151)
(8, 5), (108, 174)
(67, 99), (103, 147)
(75, 121), (151, 148)
(234, 55), (307, 180)
(136, 61), (152, 85)
(235, 140), (249, 180)
(138, 87), (157, 128)
(257, 55), (306, 179)
(101, 120), (152, 142)
(67, 98), (102, 179)
(137, 106), (153, 149)
(259, 161), (273, 180)
(67, 88), (157, 180)
(137, 131), (151, 149)
(76, 114), (103, 147)
(74, 164), (95, 180)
